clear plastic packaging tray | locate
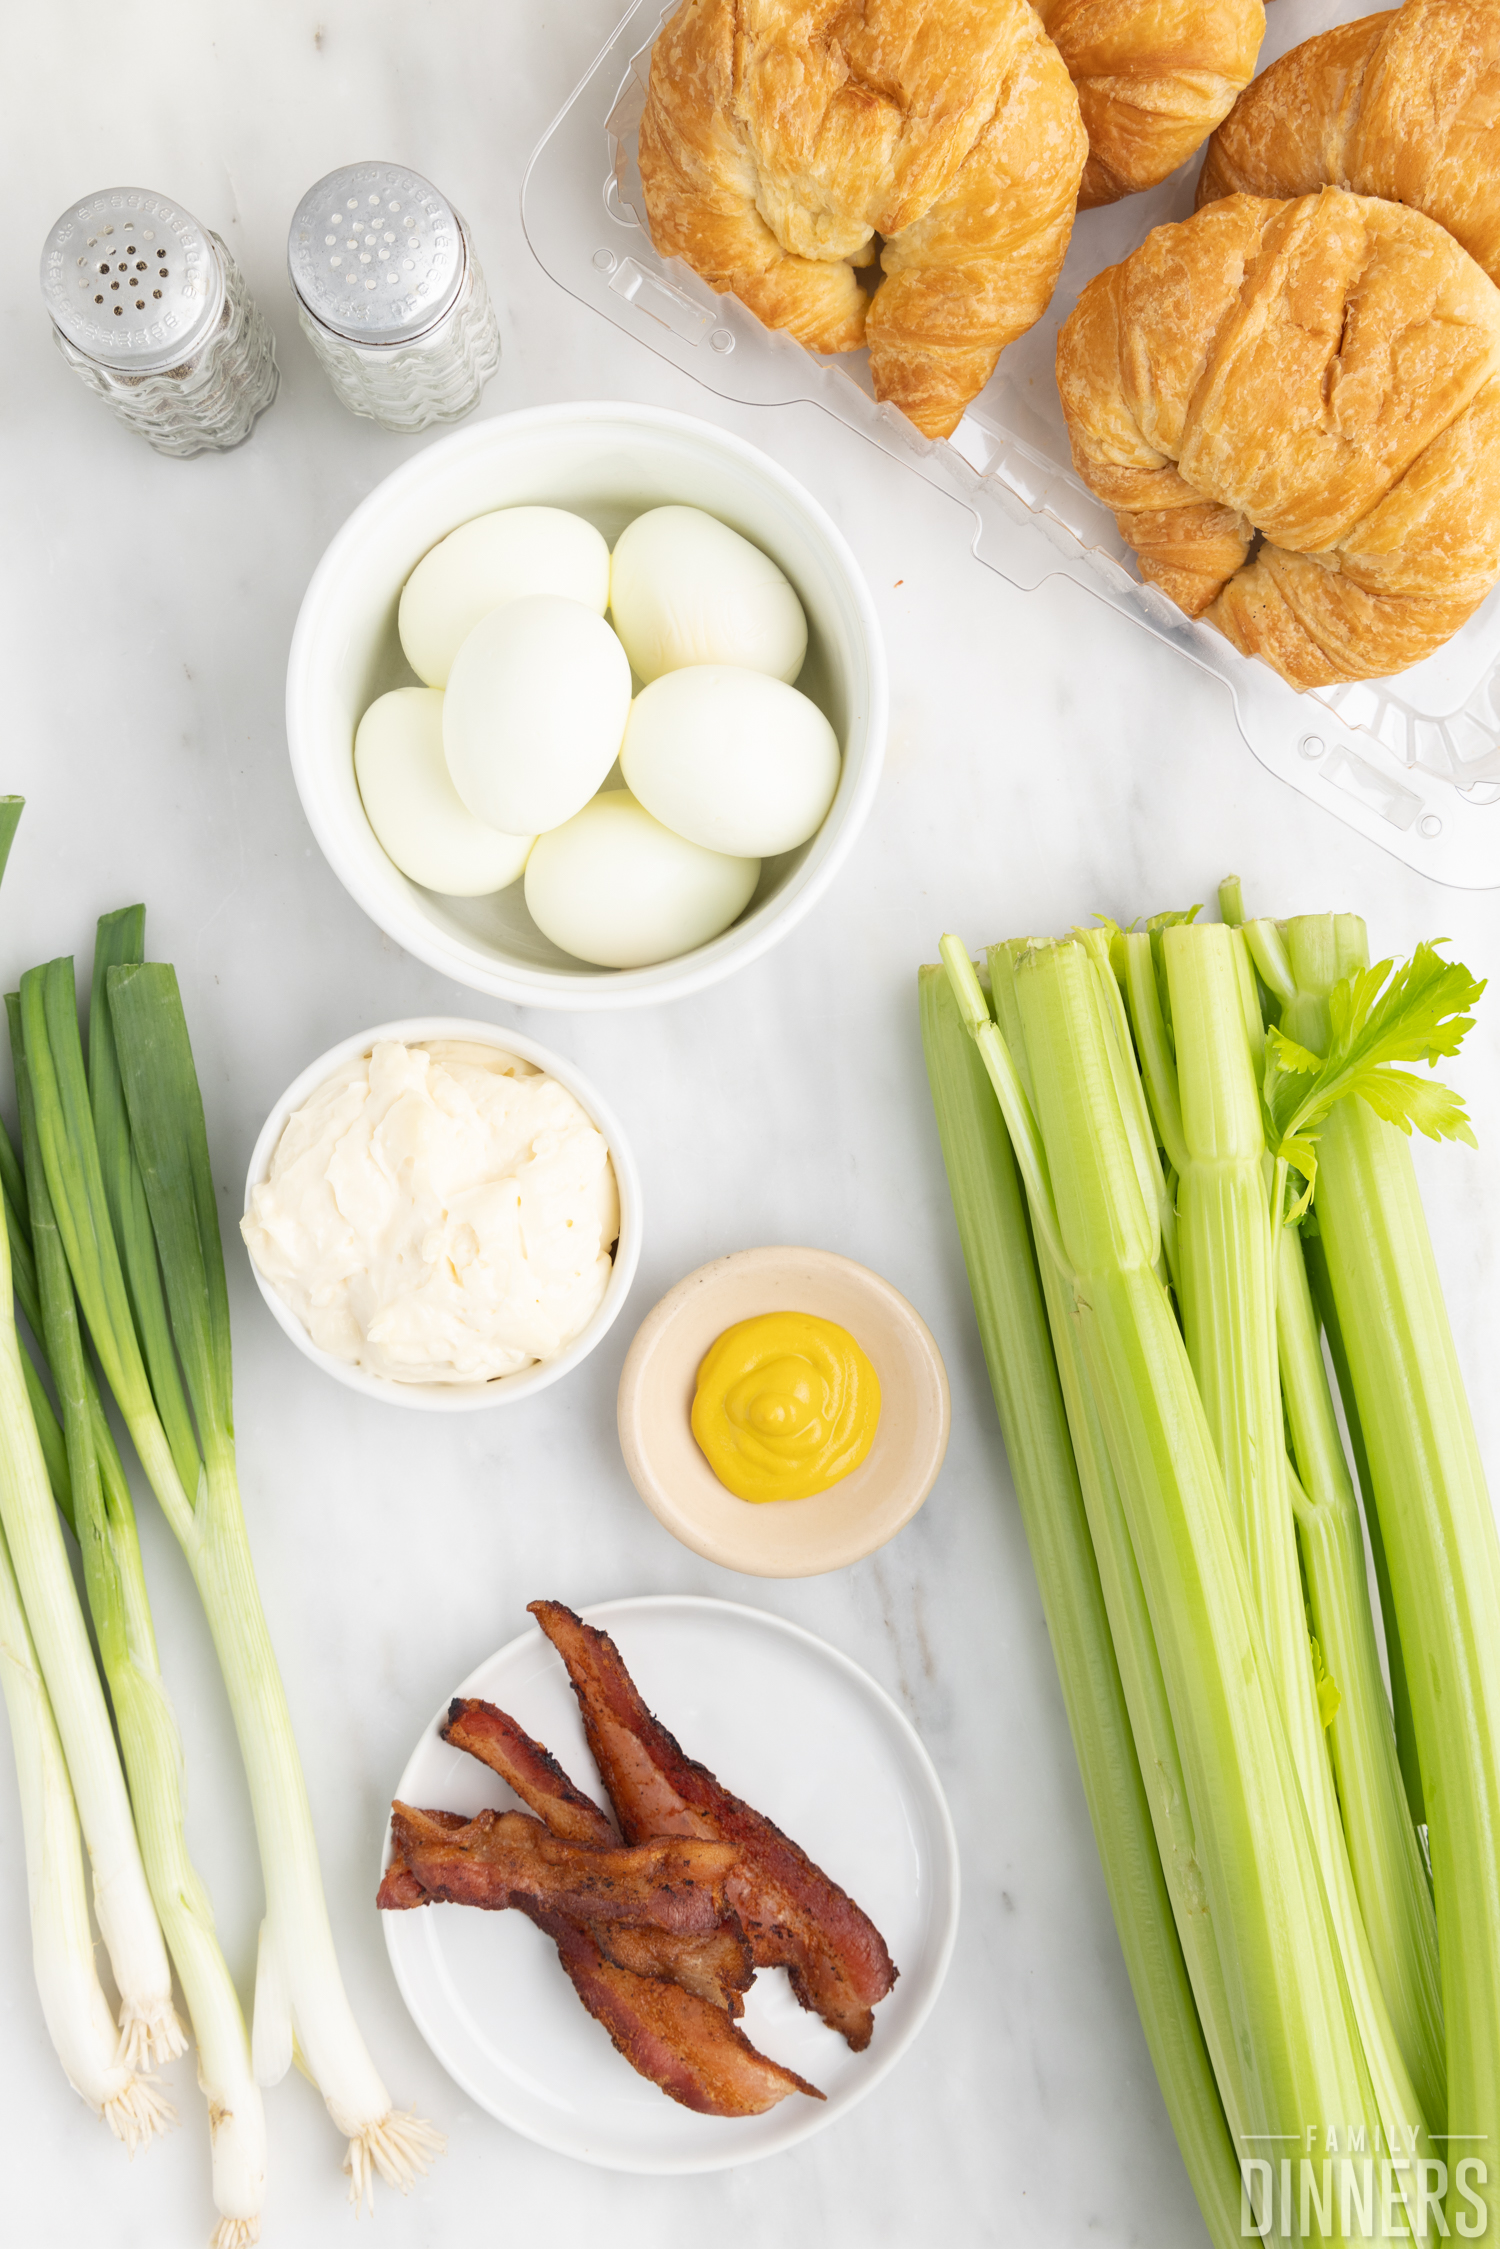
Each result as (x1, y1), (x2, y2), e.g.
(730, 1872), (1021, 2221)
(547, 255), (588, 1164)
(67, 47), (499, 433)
(522, 0), (1500, 889)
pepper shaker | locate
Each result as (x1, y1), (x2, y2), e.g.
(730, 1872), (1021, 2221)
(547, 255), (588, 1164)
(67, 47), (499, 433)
(39, 187), (278, 458)
(287, 162), (501, 434)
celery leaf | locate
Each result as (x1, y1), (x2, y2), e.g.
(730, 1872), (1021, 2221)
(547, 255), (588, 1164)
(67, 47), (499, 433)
(1267, 942), (1484, 1208)
(1267, 1030), (1322, 1077)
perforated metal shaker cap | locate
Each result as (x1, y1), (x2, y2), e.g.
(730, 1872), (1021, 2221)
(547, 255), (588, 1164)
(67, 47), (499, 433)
(40, 188), (224, 375)
(288, 163), (466, 345)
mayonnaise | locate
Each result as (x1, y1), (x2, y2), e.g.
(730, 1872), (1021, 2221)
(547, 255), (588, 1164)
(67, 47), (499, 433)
(241, 1040), (619, 1385)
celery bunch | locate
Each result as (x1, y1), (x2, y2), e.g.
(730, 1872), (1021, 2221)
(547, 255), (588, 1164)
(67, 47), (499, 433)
(924, 894), (1492, 2245)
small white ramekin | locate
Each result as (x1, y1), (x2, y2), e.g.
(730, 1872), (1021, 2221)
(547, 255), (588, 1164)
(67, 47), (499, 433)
(241, 1017), (641, 1411)
(285, 402), (887, 1010)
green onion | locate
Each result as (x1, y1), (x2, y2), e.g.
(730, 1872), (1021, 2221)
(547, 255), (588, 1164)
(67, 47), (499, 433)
(8, 984), (266, 2249)
(0, 798), (176, 2140)
(920, 961), (1242, 2247)
(89, 907), (200, 1496)
(0, 1507), (172, 2148)
(1, 1170), (75, 1527)
(0, 1072), (181, 2068)
(23, 938), (441, 2207)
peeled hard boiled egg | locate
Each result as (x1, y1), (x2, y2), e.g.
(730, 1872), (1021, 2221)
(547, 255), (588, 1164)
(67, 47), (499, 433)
(620, 666), (840, 858)
(354, 688), (535, 896)
(524, 789), (760, 968)
(443, 596), (632, 837)
(399, 507), (611, 688)
(608, 506), (808, 685)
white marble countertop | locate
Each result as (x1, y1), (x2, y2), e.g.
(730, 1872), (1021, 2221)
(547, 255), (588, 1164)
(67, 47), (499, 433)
(3, 6), (1497, 2246)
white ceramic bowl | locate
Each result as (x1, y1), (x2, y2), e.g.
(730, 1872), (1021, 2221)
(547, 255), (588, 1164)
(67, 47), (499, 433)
(241, 1017), (641, 1411)
(286, 402), (887, 1009)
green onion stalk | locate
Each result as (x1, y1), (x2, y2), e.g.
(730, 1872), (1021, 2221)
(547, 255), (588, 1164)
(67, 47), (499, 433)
(0, 808), (183, 2083)
(1124, 921), (1428, 2149)
(1250, 906), (1500, 2239)
(0, 1105), (172, 2150)
(9, 978), (267, 2249)
(2, 1125), (79, 1523)
(21, 936), (442, 2210)
(942, 933), (1379, 2198)
(920, 963), (1242, 2249)
(0, 1504), (172, 2147)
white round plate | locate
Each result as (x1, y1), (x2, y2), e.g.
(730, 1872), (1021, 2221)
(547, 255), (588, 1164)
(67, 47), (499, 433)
(381, 1595), (960, 2173)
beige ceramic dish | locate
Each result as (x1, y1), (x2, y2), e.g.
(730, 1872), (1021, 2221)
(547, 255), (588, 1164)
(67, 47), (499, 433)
(617, 1247), (950, 1577)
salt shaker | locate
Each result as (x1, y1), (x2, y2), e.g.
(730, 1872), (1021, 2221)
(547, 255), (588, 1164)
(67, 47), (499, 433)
(287, 163), (501, 433)
(39, 187), (278, 458)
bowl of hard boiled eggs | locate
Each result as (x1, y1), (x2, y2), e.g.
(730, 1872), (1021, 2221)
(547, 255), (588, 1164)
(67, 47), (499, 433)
(286, 402), (887, 1008)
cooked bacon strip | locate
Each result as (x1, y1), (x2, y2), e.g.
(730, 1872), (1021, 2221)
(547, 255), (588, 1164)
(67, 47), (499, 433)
(439, 1696), (756, 2014)
(377, 1805), (466, 1910)
(514, 1900), (822, 2116)
(376, 1858), (430, 1911)
(529, 1599), (899, 2051)
(443, 1698), (617, 1848)
(380, 1801), (738, 1934)
(380, 1809), (754, 2014)
(589, 1920), (754, 2016)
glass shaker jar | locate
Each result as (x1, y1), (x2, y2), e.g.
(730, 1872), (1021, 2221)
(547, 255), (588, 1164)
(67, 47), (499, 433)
(287, 163), (501, 434)
(39, 187), (278, 458)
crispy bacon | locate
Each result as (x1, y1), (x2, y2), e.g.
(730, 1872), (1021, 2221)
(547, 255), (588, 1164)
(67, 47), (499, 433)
(529, 1599), (899, 2051)
(443, 1698), (617, 1847)
(375, 1858), (430, 1911)
(380, 1801), (738, 1933)
(589, 1919), (754, 2016)
(440, 1695), (756, 2014)
(377, 1806), (466, 1910)
(514, 1901), (822, 2116)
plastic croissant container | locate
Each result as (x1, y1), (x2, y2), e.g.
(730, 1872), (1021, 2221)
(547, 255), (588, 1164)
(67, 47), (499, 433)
(521, 0), (1500, 889)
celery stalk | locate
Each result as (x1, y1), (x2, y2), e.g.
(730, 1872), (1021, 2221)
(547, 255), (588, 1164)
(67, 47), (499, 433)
(24, 940), (442, 2209)
(920, 964), (1242, 2248)
(9, 989), (267, 2248)
(1281, 912), (1500, 2238)
(1226, 892), (1427, 1834)
(1301, 1224), (1427, 1835)
(1277, 1223), (1445, 2129)
(1157, 924), (1425, 2146)
(986, 943), (1248, 2140)
(991, 933), (1377, 2166)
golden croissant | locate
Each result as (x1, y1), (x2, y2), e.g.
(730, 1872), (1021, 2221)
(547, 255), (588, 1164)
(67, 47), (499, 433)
(1198, 0), (1500, 284)
(1035, 0), (1266, 206)
(1055, 188), (1500, 689)
(637, 0), (1086, 440)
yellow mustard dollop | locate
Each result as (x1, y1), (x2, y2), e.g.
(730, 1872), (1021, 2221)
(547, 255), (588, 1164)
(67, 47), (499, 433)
(690, 1311), (881, 1504)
